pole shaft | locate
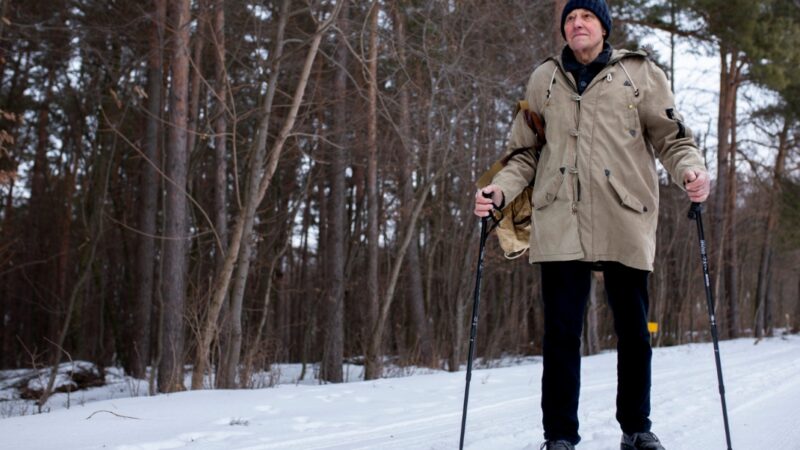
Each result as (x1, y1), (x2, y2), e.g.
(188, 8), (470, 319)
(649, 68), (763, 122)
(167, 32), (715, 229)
(460, 216), (489, 450)
(690, 203), (733, 450)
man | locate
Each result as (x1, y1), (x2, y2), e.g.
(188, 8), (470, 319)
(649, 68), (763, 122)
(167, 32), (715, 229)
(473, 0), (710, 449)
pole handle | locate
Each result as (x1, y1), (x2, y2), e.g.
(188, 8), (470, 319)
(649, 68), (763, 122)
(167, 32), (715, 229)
(687, 201), (702, 220)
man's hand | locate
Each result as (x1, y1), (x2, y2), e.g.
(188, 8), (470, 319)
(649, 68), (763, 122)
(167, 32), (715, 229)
(474, 185), (504, 217)
(683, 169), (710, 203)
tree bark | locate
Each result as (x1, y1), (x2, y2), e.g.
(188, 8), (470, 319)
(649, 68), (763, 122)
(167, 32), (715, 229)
(218, 0), (307, 390)
(712, 49), (730, 328)
(393, 0), (434, 368)
(207, 0), (230, 388)
(755, 121), (789, 337)
(364, 0), (381, 381)
(158, 0), (192, 393)
(552, 0), (567, 53)
(321, 0), (349, 384)
(130, 0), (165, 380)
(211, 0), (228, 276)
(39, 136), (112, 410)
(712, 47), (742, 339)
(724, 61), (742, 339)
(29, 69), (55, 347)
(185, 0), (207, 159)
(368, 177), (436, 376)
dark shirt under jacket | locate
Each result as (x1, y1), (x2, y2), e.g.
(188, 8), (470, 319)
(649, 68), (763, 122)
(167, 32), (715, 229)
(562, 42), (612, 94)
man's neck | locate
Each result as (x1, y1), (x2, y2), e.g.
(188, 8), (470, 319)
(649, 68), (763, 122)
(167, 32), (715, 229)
(572, 44), (604, 65)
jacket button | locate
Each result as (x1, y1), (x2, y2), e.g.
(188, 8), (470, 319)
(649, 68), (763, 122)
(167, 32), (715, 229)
(643, 206), (648, 212)
(569, 129), (579, 137)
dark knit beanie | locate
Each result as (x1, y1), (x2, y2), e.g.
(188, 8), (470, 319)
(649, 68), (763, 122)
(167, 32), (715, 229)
(560, 0), (613, 41)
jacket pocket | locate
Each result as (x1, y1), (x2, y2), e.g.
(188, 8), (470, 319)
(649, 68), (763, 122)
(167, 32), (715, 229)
(532, 167), (566, 210)
(605, 169), (647, 214)
(531, 167), (582, 256)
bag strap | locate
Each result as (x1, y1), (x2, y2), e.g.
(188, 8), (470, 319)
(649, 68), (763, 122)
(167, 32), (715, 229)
(517, 100), (546, 147)
(477, 100), (547, 188)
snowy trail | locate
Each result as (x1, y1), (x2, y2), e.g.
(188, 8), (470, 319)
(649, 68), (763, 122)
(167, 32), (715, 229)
(1, 336), (799, 450)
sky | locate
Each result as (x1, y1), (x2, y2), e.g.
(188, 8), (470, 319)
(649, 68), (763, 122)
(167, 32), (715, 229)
(1, 335), (799, 449)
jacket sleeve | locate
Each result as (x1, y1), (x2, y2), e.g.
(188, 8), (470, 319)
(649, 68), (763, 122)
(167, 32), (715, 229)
(639, 60), (707, 186)
(491, 74), (540, 204)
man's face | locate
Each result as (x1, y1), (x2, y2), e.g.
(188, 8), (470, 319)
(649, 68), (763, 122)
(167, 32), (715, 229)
(564, 8), (605, 55)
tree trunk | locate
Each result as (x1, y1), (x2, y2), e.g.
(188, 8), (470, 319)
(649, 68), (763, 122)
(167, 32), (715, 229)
(131, 0), (165, 380)
(55, 117), (81, 332)
(211, 0), (289, 390)
(211, 0), (228, 276)
(158, 0), (192, 393)
(208, 0), (230, 386)
(713, 46), (743, 339)
(185, 0), (206, 159)
(552, 0), (567, 53)
(795, 278), (800, 333)
(0, 0), (7, 76)
(724, 64), (741, 339)
(298, 188), (315, 381)
(669, 0), (676, 93)
(393, 0), (434, 368)
(29, 69), (56, 351)
(193, 0), (340, 389)
(712, 48), (731, 334)
(364, 0), (381, 381)
(755, 121), (789, 337)
(321, 0), (348, 384)
(39, 139), (112, 410)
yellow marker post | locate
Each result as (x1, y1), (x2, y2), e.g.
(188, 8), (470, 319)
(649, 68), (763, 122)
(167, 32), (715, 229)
(648, 322), (658, 347)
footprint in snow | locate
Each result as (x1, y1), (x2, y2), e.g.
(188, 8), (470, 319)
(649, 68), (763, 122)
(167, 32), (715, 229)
(254, 405), (280, 414)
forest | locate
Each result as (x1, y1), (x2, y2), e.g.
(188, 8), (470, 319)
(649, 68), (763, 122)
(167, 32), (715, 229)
(0, 0), (799, 405)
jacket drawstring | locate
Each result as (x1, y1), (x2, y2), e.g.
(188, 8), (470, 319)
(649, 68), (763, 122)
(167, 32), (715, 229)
(545, 66), (558, 105)
(618, 61), (640, 97)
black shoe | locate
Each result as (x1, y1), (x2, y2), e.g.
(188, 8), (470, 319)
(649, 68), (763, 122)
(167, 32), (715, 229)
(621, 431), (665, 450)
(540, 440), (576, 450)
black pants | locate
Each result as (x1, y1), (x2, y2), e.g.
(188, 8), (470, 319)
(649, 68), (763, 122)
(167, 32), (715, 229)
(541, 261), (652, 445)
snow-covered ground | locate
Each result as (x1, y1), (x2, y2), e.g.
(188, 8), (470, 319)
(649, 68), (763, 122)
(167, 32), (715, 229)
(1, 335), (799, 449)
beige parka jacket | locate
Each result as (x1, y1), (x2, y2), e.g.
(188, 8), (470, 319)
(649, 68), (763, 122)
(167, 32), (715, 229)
(492, 49), (706, 271)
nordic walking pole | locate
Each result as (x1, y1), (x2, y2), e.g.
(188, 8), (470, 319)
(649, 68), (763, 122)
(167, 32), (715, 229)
(460, 193), (494, 450)
(688, 202), (733, 450)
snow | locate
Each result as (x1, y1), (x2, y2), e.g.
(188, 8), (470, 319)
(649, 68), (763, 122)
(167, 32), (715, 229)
(1, 335), (799, 449)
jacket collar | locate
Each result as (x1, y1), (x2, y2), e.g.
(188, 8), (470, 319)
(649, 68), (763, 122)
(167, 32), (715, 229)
(549, 47), (649, 73)
(546, 47), (649, 93)
(561, 42), (613, 74)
